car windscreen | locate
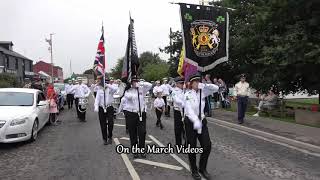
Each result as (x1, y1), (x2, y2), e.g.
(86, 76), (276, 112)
(0, 92), (34, 106)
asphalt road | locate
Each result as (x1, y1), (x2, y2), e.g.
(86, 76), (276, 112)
(0, 100), (319, 180)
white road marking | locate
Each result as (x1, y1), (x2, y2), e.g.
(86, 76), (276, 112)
(117, 117), (126, 120)
(120, 137), (152, 144)
(113, 138), (140, 180)
(148, 135), (190, 171)
(207, 120), (320, 157)
(134, 159), (183, 171)
(114, 124), (126, 127)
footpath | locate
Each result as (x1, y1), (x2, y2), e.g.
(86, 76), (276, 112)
(208, 109), (320, 154)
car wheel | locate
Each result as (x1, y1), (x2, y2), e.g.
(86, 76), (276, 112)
(30, 120), (38, 142)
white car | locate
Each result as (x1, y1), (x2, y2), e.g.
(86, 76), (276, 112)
(0, 88), (49, 143)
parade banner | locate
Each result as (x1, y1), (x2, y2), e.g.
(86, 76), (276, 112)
(121, 17), (139, 83)
(180, 3), (229, 72)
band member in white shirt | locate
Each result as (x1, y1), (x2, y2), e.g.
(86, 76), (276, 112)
(184, 73), (219, 180)
(94, 78), (118, 145)
(171, 76), (186, 146)
(160, 78), (173, 117)
(234, 74), (250, 124)
(153, 91), (165, 129)
(72, 79), (91, 121)
(65, 80), (74, 109)
(152, 81), (163, 97)
(123, 76), (152, 159)
(118, 96), (129, 134)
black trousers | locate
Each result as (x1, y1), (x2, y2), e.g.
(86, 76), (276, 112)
(204, 95), (212, 116)
(155, 108), (163, 124)
(174, 110), (185, 146)
(185, 117), (211, 173)
(162, 96), (171, 116)
(127, 111), (146, 149)
(67, 94), (74, 109)
(75, 98), (86, 120)
(237, 96), (248, 123)
(123, 110), (129, 130)
(93, 92), (97, 98)
(98, 106), (114, 140)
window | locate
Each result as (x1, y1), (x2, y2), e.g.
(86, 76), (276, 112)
(15, 58), (18, 70)
(0, 92), (34, 106)
(37, 92), (46, 104)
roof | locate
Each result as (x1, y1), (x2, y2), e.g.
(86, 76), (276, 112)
(0, 88), (39, 93)
(0, 41), (13, 45)
(0, 46), (32, 61)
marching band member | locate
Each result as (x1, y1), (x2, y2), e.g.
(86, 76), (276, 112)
(94, 78), (118, 145)
(153, 91), (165, 129)
(152, 80), (163, 97)
(118, 96), (129, 134)
(73, 78), (91, 121)
(123, 76), (152, 159)
(65, 80), (74, 109)
(184, 73), (219, 180)
(171, 76), (186, 146)
(161, 78), (173, 117)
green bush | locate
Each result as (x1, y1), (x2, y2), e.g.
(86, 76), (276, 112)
(0, 73), (20, 88)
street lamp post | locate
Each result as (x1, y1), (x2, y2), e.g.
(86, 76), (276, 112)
(50, 33), (54, 83)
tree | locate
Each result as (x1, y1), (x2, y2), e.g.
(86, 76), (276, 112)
(110, 57), (124, 79)
(160, 30), (183, 77)
(141, 62), (169, 82)
(83, 69), (94, 75)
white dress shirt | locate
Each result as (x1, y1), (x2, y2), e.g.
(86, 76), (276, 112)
(65, 84), (74, 94)
(94, 84), (118, 111)
(160, 83), (172, 96)
(73, 83), (91, 98)
(172, 87), (185, 111)
(234, 81), (250, 97)
(154, 97), (165, 108)
(184, 83), (219, 134)
(118, 97), (127, 113)
(153, 85), (163, 96)
(123, 82), (152, 113)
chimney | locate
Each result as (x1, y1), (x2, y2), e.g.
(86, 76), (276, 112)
(0, 41), (14, 51)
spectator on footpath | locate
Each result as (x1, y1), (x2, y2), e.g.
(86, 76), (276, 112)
(212, 77), (219, 109)
(218, 78), (228, 108)
(234, 74), (250, 124)
(253, 89), (278, 117)
(47, 84), (58, 125)
(203, 74), (213, 117)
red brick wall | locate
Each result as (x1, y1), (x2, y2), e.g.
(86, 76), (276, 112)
(34, 61), (63, 82)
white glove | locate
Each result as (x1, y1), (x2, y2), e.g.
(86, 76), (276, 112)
(94, 107), (99, 112)
(193, 120), (202, 130)
(198, 83), (205, 90)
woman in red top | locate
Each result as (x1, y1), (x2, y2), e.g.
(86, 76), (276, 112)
(47, 84), (58, 124)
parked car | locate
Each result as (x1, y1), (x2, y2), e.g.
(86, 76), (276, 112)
(54, 83), (67, 108)
(0, 88), (49, 143)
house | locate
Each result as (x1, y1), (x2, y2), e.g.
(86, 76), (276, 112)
(0, 41), (34, 83)
(33, 61), (64, 83)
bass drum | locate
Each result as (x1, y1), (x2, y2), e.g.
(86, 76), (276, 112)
(78, 97), (88, 113)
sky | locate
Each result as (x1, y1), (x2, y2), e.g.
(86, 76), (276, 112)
(0, 0), (200, 78)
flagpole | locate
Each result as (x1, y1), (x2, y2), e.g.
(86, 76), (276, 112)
(102, 22), (107, 113)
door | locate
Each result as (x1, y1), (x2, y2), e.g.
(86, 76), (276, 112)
(37, 92), (48, 128)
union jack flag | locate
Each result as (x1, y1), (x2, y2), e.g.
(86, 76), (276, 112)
(93, 27), (105, 78)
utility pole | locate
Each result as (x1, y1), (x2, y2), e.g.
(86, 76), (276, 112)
(46, 33), (54, 83)
(69, 59), (72, 77)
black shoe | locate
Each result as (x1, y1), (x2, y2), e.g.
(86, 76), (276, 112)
(156, 121), (160, 127)
(191, 172), (201, 180)
(238, 121), (243, 124)
(103, 140), (108, 145)
(160, 123), (164, 130)
(140, 153), (146, 159)
(107, 138), (112, 145)
(133, 153), (139, 159)
(199, 170), (211, 180)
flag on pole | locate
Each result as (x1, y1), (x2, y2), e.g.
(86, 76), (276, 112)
(121, 16), (139, 83)
(179, 3), (229, 72)
(93, 26), (105, 79)
(177, 47), (198, 81)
